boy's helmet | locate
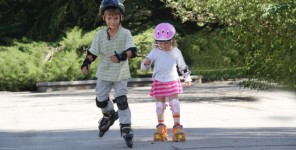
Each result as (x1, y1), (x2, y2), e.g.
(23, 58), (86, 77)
(99, 0), (125, 15)
(154, 23), (176, 41)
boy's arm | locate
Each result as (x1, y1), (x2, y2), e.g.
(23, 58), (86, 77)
(113, 47), (138, 63)
(81, 51), (97, 70)
(125, 47), (138, 59)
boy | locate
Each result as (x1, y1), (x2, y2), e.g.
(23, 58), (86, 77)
(81, 0), (137, 148)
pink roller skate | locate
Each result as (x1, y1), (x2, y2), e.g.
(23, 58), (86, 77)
(153, 124), (168, 141)
(172, 124), (186, 142)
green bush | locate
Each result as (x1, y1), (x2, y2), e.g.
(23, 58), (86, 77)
(0, 39), (46, 91)
(178, 29), (246, 80)
(130, 27), (154, 77)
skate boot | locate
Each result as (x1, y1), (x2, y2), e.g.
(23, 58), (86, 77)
(172, 124), (186, 142)
(153, 124), (168, 141)
(98, 109), (118, 137)
(120, 124), (134, 148)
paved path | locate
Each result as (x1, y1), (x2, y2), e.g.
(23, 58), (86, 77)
(1, 81), (296, 150)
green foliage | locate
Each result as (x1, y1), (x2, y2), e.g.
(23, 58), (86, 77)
(129, 27), (154, 77)
(0, 40), (46, 91)
(1, 0), (295, 91)
(166, 0), (296, 89)
(0, 27), (100, 91)
(42, 27), (99, 81)
(179, 29), (243, 68)
(177, 29), (246, 81)
(0, 0), (99, 41)
(0, 0), (169, 41)
(194, 68), (247, 82)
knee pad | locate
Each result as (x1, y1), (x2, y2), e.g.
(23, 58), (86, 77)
(169, 99), (180, 113)
(113, 95), (128, 110)
(96, 97), (109, 108)
(156, 102), (166, 114)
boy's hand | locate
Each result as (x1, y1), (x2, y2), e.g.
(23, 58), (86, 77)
(110, 55), (120, 63)
(111, 51), (127, 63)
(81, 66), (89, 75)
(185, 81), (191, 88)
(81, 57), (92, 75)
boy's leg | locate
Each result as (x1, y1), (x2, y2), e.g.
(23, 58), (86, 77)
(95, 79), (118, 137)
(113, 80), (133, 147)
(113, 80), (130, 124)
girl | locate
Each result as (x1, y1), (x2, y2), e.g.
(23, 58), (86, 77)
(141, 23), (192, 142)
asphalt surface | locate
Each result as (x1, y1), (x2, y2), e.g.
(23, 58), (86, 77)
(1, 81), (296, 150)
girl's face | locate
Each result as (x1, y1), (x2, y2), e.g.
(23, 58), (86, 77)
(157, 41), (173, 51)
(104, 12), (121, 30)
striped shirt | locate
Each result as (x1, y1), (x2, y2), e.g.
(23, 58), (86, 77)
(89, 26), (136, 81)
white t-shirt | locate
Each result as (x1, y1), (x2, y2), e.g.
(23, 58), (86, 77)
(141, 47), (191, 82)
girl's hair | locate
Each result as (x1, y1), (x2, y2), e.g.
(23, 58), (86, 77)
(152, 39), (178, 48)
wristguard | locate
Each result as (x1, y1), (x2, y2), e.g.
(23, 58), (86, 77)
(81, 57), (92, 70)
(182, 67), (192, 82)
(127, 47), (138, 58)
(114, 51), (128, 63)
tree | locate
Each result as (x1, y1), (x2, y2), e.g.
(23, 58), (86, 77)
(165, 0), (296, 89)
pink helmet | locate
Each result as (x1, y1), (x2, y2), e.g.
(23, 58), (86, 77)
(154, 23), (176, 41)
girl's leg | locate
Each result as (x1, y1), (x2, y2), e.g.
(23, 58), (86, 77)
(154, 97), (168, 141)
(168, 94), (186, 142)
(155, 98), (166, 125)
(168, 94), (180, 125)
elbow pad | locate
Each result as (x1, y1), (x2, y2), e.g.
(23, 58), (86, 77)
(127, 47), (138, 58)
(114, 51), (127, 62)
(182, 67), (192, 82)
(87, 50), (97, 60)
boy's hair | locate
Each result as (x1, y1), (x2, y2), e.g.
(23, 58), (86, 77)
(152, 39), (178, 48)
(103, 7), (122, 16)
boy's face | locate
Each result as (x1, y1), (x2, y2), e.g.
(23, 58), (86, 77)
(103, 11), (121, 30)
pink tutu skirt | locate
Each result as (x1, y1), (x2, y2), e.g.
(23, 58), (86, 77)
(150, 80), (183, 98)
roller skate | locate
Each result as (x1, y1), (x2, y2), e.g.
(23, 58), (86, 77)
(172, 124), (186, 142)
(98, 109), (118, 137)
(120, 124), (134, 148)
(153, 124), (168, 141)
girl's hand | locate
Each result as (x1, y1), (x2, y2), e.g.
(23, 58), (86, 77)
(144, 58), (151, 65)
(185, 81), (191, 88)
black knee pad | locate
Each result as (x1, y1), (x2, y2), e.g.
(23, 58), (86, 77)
(113, 95), (128, 110)
(96, 97), (109, 108)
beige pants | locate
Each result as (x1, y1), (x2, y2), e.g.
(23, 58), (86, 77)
(95, 79), (131, 124)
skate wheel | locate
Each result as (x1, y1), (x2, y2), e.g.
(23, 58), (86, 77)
(172, 135), (178, 142)
(182, 135), (186, 141)
(162, 135), (168, 141)
(154, 134), (161, 141)
(154, 134), (168, 141)
(173, 134), (185, 142)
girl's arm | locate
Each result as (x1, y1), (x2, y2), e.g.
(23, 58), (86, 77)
(141, 49), (155, 70)
(141, 57), (152, 70)
(177, 51), (192, 84)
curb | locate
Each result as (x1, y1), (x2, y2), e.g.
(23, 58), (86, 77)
(36, 76), (202, 92)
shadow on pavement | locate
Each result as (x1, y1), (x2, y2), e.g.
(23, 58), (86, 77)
(1, 127), (296, 150)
